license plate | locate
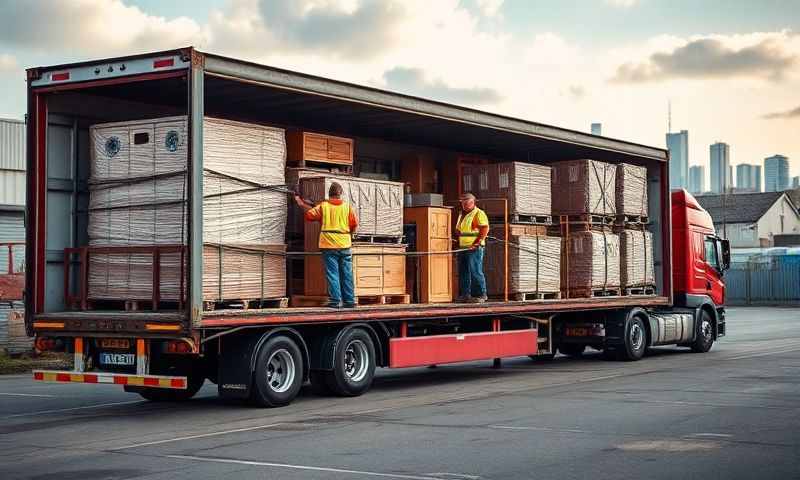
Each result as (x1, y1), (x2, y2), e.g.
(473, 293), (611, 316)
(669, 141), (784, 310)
(99, 352), (135, 366)
(565, 327), (589, 337)
(100, 338), (130, 349)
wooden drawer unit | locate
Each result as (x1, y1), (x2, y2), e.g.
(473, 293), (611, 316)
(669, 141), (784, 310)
(404, 206), (453, 303)
(287, 130), (354, 166)
(304, 244), (406, 297)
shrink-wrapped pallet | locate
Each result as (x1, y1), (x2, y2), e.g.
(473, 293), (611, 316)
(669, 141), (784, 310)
(564, 231), (620, 292)
(300, 175), (404, 237)
(619, 228), (655, 288)
(485, 230), (560, 297)
(551, 159), (616, 216)
(616, 163), (649, 217)
(203, 245), (287, 301)
(87, 116), (287, 302)
(469, 162), (551, 218)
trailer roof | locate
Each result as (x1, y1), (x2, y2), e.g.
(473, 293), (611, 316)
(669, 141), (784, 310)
(30, 48), (667, 163)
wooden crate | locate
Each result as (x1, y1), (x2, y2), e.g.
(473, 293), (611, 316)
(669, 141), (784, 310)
(404, 206), (453, 303)
(286, 130), (353, 166)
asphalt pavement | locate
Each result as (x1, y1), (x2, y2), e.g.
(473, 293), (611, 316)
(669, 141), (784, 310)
(0, 306), (798, 479)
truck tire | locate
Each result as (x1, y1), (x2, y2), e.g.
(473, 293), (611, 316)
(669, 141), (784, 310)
(251, 335), (304, 407)
(619, 315), (647, 361)
(325, 328), (376, 397)
(135, 373), (204, 402)
(558, 344), (586, 357)
(690, 310), (715, 353)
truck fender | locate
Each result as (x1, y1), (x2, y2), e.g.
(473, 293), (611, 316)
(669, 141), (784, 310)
(603, 307), (651, 349)
(217, 327), (309, 400)
(310, 323), (387, 371)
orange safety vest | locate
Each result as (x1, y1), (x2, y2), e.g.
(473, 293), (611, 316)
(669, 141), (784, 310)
(319, 201), (353, 249)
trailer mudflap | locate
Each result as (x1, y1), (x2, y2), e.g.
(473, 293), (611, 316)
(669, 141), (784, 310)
(33, 370), (187, 389)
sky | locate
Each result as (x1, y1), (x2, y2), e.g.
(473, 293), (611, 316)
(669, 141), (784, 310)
(1, 0), (799, 183)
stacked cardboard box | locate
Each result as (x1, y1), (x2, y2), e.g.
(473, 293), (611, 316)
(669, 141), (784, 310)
(551, 159), (616, 217)
(484, 225), (560, 298)
(564, 231), (620, 293)
(88, 116), (287, 304)
(619, 228), (655, 289)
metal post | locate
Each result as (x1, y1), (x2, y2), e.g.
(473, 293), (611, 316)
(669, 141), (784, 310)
(73, 337), (86, 373)
(136, 338), (149, 375)
(187, 50), (205, 326)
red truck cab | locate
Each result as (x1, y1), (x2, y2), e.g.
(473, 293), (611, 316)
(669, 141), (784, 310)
(671, 189), (730, 335)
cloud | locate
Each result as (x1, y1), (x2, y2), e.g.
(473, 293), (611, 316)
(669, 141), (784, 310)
(0, 54), (17, 72)
(382, 67), (502, 106)
(475, 0), (504, 17)
(612, 35), (797, 83)
(567, 84), (586, 99)
(763, 105), (800, 119)
(0, 0), (207, 56)
(209, 0), (410, 59)
(605, 0), (638, 7)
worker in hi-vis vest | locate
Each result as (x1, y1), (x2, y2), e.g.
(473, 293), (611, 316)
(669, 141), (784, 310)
(455, 192), (490, 303)
(295, 182), (359, 308)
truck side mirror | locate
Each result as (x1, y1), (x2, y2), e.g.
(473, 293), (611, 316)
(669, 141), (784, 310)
(719, 238), (731, 271)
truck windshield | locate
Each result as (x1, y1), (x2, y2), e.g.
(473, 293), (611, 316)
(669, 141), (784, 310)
(704, 237), (720, 270)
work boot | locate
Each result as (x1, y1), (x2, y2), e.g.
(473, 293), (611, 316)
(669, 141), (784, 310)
(342, 303), (357, 309)
(325, 302), (341, 309)
(468, 295), (488, 304)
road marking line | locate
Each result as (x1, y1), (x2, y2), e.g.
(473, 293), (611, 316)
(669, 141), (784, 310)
(490, 424), (587, 434)
(166, 454), (447, 480)
(113, 423), (285, 450)
(688, 433), (733, 438)
(727, 347), (800, 361)
(0, 392), (56, 398)
(3, 400), (147, 418)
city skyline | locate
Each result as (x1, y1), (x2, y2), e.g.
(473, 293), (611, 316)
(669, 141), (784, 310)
(710, 142), (731, 194)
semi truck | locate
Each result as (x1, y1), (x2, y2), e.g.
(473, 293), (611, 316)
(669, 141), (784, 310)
(24, 48), (729, 407)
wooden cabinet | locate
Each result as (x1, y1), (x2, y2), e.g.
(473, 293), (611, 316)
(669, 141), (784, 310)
(404, 207), (453, 303)
(304, 243), (406, 297)
(287, 130), (354, 166)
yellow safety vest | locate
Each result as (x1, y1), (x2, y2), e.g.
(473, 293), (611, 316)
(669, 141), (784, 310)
(456, 207), (489, 248)
(319, 201), (353, 249)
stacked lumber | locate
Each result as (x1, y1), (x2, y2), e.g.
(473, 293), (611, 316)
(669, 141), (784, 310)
(461, 162), (551, 219)
(87, 116), (287, 304)
(551, 159), (616, 217)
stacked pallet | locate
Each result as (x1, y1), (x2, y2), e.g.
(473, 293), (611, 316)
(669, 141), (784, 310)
(485, 225), (561, 300)
(619, 228), (655, 294)
(564, 231), (621, 296)
(463, 162), (552, 221)
(616, 163), (648, 220)
(88, 116), (288, 307)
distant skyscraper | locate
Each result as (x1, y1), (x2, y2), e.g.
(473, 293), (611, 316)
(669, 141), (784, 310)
(764, 155), (790, 191)
(754, 165), (762, 192)
(591, 123), (602, 136)
(736, 163), (759, 191)
(710, 142), (731, 194)
(666, 130), (689, 189)
(688, 165), (705, 194)
(793, 176), (800, 189)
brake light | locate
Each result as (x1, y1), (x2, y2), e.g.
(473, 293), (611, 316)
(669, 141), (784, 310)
(34, 337), (63, 352)
(153, 58), (175, 69)
(51, 71), (70, 82)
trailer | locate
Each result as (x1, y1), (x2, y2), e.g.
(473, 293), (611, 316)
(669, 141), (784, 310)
(25, 48), (728, 406)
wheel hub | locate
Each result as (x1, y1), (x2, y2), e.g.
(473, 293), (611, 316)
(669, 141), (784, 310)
(630, 323), (643, 350)
(343, 339), (369, 382)
(265, 348), (296, 393)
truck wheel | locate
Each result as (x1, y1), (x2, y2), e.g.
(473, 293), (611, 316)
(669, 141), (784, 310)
(620, 315), (647, 361)
(326, 328), (376, 397)
(559, 344), (586, 357)
(251, 335), (304, 407)
(690, 310), (715, 353)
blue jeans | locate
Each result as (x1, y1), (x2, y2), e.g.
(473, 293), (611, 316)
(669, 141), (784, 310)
(458, 247), (487, 298)
(322, 248), (355, 306)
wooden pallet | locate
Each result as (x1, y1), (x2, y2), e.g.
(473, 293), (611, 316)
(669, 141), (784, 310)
(352, 234), (405, 244)
(566, 287), (621, 298)
(504, 214), (554, 225)
(510, 291), (562, 301)
(615, 214), (650, 225)
(204, 297), (289, 311)
(623, 285), (656, 296)
(291, 293), (411, 307)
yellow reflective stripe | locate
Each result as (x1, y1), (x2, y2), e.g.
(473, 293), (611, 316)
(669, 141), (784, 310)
(127, 377), (145, 386)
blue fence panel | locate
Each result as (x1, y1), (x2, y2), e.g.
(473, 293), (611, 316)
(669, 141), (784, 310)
(725, 255), (800, 305)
